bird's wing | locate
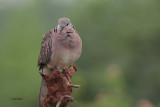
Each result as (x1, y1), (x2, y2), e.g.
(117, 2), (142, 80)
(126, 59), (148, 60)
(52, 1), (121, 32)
(38, 30), (53, 70)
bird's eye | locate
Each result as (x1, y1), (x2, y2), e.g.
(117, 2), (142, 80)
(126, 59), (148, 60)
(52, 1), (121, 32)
(60, 26), (64, 32)
(66, 23), (69, 26)
(72, 25), (75, 29)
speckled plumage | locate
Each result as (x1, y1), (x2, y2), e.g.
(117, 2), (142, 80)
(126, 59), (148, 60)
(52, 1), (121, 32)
(37, 18), (82, 107)
(38, 18), (82, 71)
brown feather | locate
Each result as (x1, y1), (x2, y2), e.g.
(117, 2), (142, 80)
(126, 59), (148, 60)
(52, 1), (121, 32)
(38, 30), (53, 70)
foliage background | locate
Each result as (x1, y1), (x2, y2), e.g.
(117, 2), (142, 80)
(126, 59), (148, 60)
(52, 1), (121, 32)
(0, 0), (160, 107)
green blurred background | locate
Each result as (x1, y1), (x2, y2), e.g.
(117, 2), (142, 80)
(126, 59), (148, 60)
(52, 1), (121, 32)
(0, 0), (160, 107)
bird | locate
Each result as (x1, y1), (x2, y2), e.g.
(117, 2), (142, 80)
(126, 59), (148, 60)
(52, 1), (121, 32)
(37, 18), (82, 107)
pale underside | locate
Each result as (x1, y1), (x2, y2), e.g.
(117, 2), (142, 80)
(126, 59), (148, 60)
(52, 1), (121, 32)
(38, 25), (82, 70)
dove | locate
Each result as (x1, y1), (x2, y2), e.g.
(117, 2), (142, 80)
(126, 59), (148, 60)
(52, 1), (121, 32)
(37, 18), (82, 107)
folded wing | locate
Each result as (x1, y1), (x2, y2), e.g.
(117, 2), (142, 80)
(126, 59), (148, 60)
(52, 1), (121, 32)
(38, 30), (53, 70)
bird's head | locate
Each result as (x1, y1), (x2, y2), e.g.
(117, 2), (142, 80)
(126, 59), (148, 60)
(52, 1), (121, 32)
(58, 18), (74, 31)
(56, 18), (79, 48)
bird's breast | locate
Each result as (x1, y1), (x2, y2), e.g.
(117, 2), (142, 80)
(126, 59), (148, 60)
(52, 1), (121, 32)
(48, 29), (82, 69)
(49, 47), (81, 69)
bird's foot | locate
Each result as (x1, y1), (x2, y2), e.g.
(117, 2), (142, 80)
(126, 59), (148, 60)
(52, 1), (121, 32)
(62, 69), (71, 81)
(52, 67), (59, 72)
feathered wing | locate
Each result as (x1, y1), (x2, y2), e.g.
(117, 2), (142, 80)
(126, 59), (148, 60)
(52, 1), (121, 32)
(38, 30), (53, 70)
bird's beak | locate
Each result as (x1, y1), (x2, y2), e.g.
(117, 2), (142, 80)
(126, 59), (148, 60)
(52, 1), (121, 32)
(60, 26), (65, 32)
